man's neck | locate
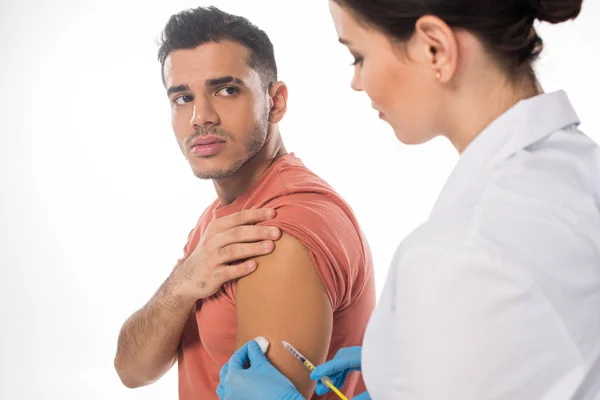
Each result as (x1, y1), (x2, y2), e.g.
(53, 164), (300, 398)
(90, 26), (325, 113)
(213, 130), (287, 206)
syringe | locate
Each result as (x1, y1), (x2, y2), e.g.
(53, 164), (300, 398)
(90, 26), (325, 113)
(282, 340), (349, 400)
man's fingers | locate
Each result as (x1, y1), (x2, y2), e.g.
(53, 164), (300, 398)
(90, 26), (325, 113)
(214, 241), (276, 265)
(212, 225), (281, 250)
(215, 260), (259, 284)
(210, 208), (276, 233)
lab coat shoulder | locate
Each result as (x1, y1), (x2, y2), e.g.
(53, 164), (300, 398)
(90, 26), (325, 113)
(466, 147), (600, 275)
(387, 234), (586, 399)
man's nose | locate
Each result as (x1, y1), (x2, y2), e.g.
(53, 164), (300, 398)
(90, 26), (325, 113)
(190, 97), (219, 128)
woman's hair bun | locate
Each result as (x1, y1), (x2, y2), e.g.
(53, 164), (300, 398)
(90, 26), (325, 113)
(527, 0), (583, 23)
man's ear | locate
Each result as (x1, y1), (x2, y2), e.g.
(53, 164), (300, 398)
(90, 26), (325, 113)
(268, 82), (288, 123)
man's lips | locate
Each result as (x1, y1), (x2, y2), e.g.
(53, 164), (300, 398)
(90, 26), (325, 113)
(189, 135), (226, 148)
(189, 135), (227, 157)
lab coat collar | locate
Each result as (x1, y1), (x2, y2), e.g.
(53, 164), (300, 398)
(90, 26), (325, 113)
(430, 90), (580, 218)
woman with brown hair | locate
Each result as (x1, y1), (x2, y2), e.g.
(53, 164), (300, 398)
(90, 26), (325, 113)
(218, 1), (600, 398)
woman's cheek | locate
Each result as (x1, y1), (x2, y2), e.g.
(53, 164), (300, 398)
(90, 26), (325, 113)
(363, 62), (389, 109)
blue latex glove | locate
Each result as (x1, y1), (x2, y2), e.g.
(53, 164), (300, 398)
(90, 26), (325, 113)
(310, 346), (362, 396)
(217, 338), (304, 400)
(352, 391), (372, 400)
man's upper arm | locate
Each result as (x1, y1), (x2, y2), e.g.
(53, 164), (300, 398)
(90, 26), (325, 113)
(236, 232), (333, 399)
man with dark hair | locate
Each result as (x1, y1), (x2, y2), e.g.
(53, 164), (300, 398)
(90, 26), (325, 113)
(114, 6), (375, 400)
(157, 6), (277, 91)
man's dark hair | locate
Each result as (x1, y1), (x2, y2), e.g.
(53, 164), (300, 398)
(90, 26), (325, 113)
(158, 6), (277, 89)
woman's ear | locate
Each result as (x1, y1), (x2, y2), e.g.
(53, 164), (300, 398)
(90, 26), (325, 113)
(413, 15), (458, 82)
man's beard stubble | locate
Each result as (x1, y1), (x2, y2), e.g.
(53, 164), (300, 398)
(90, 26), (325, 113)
(190, 117), (268, 180)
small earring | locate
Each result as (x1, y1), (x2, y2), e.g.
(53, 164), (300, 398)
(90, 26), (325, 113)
(436, 71), (441, 80)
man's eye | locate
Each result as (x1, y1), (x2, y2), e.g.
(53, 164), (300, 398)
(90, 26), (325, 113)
(217, 87), (239, 97)
(174, 95), (193, 105)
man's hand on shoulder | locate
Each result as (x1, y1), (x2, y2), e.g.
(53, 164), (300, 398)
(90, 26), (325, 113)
(114, 208), (282, 389)
(172, 208), (282, 301)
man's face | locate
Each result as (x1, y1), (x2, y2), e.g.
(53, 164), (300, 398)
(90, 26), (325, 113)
(163, 40), (270, 179)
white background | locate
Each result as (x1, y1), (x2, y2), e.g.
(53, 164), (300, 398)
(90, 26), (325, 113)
(1, 0), (599, 398)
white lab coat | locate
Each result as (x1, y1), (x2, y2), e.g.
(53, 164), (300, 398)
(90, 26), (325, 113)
(361, 91), (600, 400)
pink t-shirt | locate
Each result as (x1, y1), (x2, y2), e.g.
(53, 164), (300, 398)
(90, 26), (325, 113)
(178, 153), (376, 400)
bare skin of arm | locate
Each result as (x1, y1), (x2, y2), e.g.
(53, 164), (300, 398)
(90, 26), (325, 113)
(236, 232), (333, 399)
(114, 209), (282, 388)
(114, 264), (193, 388)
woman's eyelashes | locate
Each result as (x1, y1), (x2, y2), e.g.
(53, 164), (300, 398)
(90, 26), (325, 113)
(351, 55), (364, 66)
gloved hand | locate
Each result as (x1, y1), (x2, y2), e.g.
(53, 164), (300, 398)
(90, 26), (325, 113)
(353, 391), (372, 400)
(217, 338), (304, 400)
(310, 346), (362, 396)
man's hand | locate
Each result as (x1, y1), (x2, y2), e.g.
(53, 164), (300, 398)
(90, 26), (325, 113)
(173, 208), (282, 300)
(114, 208), (280, 388)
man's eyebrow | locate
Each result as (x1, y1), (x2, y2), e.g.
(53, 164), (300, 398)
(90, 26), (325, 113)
(205, 76), (245, 87)
(338, 37), (351, 45)
(166, 84), (190, 97)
